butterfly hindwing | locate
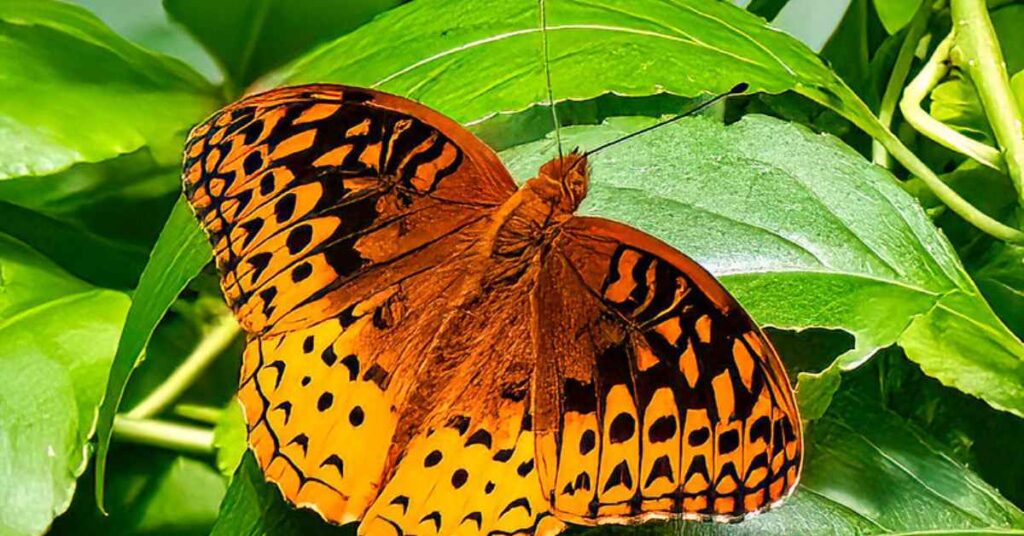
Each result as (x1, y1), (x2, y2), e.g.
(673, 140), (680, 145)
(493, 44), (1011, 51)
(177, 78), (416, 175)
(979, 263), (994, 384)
(533, 216), (802, 524)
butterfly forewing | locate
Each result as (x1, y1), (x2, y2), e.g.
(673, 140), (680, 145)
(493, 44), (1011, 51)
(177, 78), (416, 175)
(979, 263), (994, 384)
(182, 85), (516, 336)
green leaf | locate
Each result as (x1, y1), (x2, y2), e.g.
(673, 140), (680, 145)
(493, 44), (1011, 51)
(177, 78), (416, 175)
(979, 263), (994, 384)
(94, 197), (212, 511)
(51, 447), (225, 536)
(64, 0), (220, 83)
(782, 389), (1023, 534)
(873, 0), (922, 34)
(279, 0), (882, 141)
(501, 115), (1024, 418)
(973, 243), (1024, 341)
(0, 234), (130, 536)
(164, 0), (404, 91)
(930, 73), (1000, 145)
(211, 453), (345, 536)
(214, 401), (247, 479)
(0, 200), (147, 289)
(865, 350), (1024, 509)
(0, 0), (218, 180)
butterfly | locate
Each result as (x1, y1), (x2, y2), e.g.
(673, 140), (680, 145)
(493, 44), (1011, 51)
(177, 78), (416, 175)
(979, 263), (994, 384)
(182, 84), (802, 535)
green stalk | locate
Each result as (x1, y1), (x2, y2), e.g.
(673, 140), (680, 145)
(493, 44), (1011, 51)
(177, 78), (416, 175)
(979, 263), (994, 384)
(125, 315), (240, 419)
(877, 125), (1023, 242)
(112, 416), (214, 455)
(950, 0), (1024, 205)
(873, 0), (933, 168)
(174, 403), (224, 425)
(835, 70), (1024, 243)
(901, 33), (1004, 170)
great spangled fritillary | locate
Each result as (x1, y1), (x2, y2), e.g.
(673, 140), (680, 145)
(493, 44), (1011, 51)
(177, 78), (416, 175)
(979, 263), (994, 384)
(182, 84), (802, 535)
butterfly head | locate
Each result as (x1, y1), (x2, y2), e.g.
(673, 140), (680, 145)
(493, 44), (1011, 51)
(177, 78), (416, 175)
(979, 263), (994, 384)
(538, 149), (589, 213)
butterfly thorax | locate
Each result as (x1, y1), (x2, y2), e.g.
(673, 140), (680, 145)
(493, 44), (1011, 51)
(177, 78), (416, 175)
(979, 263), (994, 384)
(483, 154), (589, 284)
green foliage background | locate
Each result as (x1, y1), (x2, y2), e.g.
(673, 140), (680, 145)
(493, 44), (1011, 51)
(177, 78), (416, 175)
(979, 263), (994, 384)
(1, 0), (1023, 534)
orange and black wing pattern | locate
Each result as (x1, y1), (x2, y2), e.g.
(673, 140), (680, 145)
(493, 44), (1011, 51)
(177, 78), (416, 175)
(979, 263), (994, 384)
(182, 84), (547, 532)
(182, 84), (516, 336)
(182, 83), (801, 535)
(533, 216), (802, 525)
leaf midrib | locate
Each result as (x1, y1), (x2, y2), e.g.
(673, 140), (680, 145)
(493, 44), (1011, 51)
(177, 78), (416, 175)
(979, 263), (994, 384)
(369, 23), (775, 89)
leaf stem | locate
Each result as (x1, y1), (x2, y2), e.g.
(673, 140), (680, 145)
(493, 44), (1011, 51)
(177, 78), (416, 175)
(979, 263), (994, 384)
(877, 127), (1024, 242)
(125, 314), (240, 419)
(174, 403), (224, 425)
(112, 416), (214, 455)
(900, 33), (1003, 170)
(950, 0), (1024, 205)
(844, 78), (1024, 242)
(872, 0), (933, 168)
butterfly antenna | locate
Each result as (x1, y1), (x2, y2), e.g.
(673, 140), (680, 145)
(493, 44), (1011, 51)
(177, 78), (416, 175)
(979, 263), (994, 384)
(539, 0), (563, 161)
(582, 83), (750, 159)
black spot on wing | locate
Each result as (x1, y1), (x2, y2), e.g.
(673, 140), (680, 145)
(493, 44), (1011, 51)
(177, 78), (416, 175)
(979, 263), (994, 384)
(420, 511), (441, 532)
(465, 429), (492, 449)
(320, 454), (344, 477)
(500, 498), (532, 518)
(602, 461), (633, 492)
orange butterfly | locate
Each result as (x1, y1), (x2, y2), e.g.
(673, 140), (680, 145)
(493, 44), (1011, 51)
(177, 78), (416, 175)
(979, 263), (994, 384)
(182, 84), (802, 535)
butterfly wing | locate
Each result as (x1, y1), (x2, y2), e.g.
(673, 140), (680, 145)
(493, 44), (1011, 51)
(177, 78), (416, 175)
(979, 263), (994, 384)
(355, 278), (564, 536)
(183, 85), (533, 527)
(533, 216), (802, 524)
(183, 84), (516, 336)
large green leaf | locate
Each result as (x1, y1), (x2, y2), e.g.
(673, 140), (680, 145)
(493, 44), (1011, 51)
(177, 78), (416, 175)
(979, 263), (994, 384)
(0, 234), (130, 536)
(210, 364), (1024, 535)
(0, 0), (217, 180)
(501, 115), (1024, 419)
(93, 197), (212, 510)
(864, 350), (1024, 509)
(164, 0), (404, 91)
(279, 0), (879, 137)
(0, 200), (147, 290)
(973, 243), (1024, 341)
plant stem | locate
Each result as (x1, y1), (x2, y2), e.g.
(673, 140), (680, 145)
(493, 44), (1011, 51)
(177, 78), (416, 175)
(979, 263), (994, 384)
(878, 126), (1024, 242)
(900, 33), (1004, 170)
(174, 403), (224, 425)
(112, 416), (214, 455)
(125, 315), (240, 419)
(873, 0), (933, 168)
(950, 0), (1024, 205)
